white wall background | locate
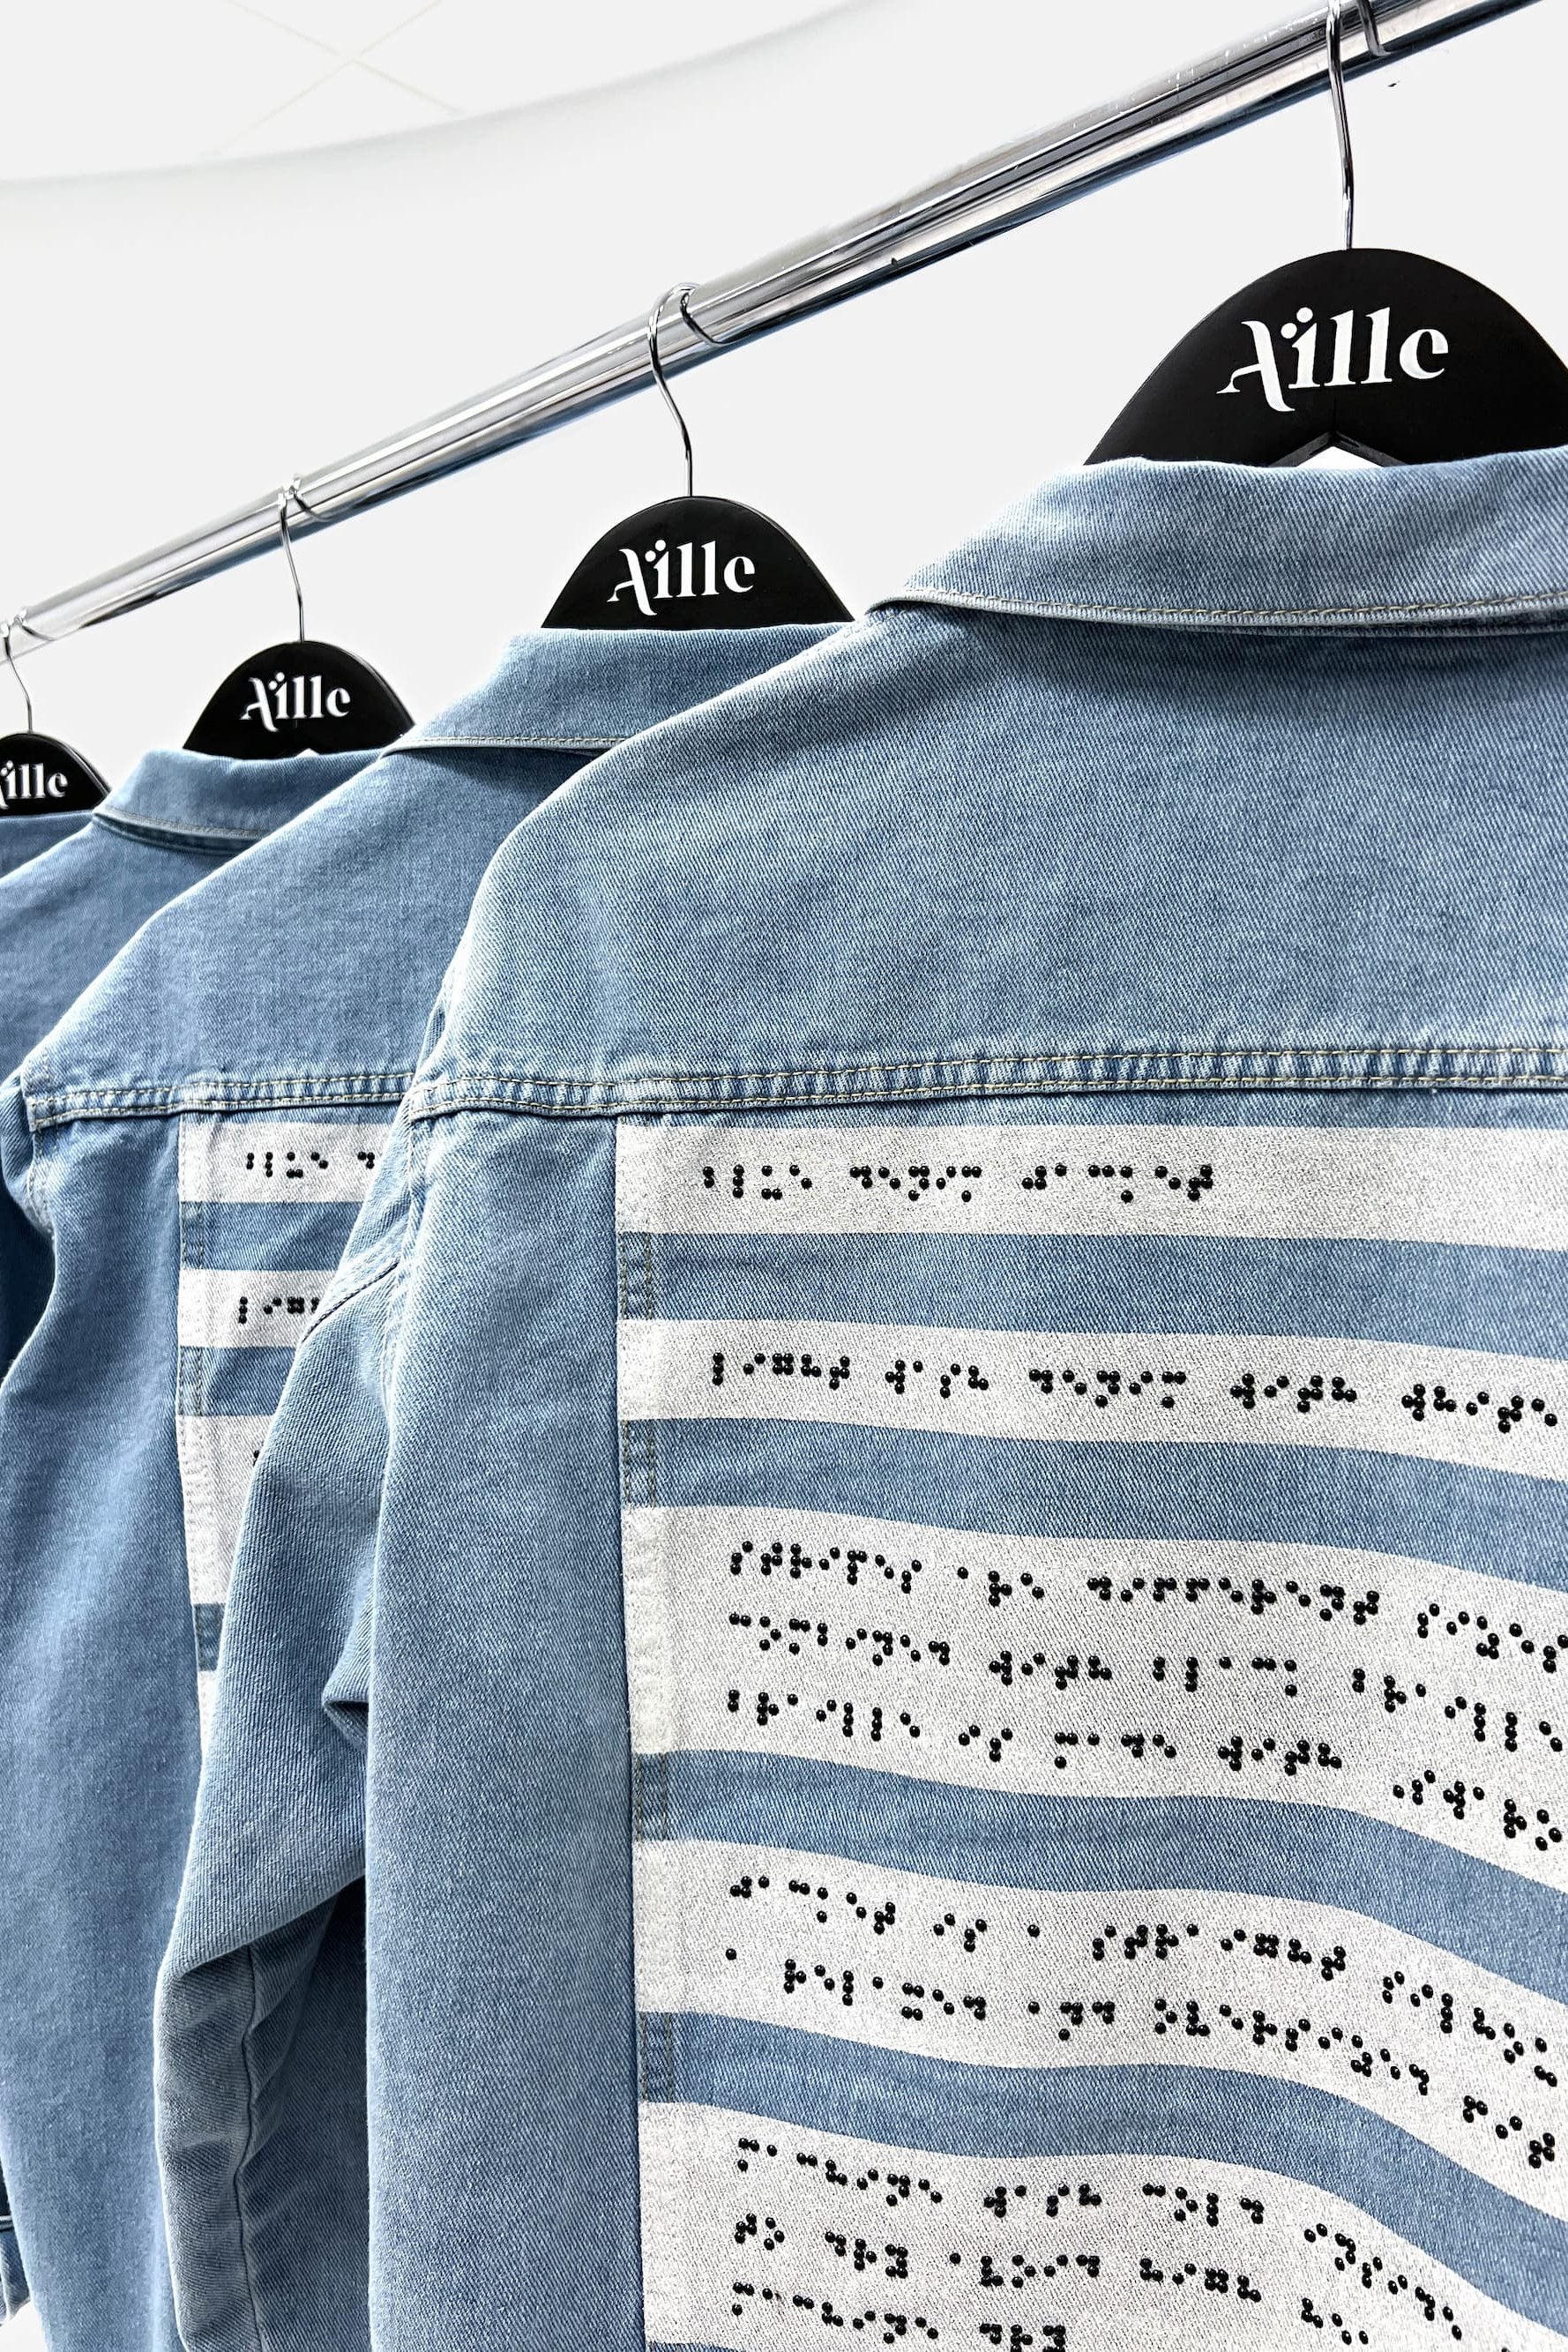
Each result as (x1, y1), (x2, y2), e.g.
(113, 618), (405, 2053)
(0, 4), (1564, 2341)
(1, 0), (1564, 782)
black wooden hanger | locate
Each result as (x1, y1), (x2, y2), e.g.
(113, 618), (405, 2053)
(1091, 0), (1568, 468)
(185, 483), (412, 758)
(0, 615), (108, 818)
(544, 286), (851, 630)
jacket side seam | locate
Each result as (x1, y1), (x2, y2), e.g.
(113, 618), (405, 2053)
(233, 1942), (269, 2352)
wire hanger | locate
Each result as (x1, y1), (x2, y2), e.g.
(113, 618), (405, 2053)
(1089, 0), (1568, 467)
(0, 612), (108, 817)
(543, 283), (850, 631)
(184, 481), (413, 758)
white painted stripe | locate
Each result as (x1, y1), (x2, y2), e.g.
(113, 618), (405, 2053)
(638, 1844), (1568, 2214)
(623, 1509), (1568, 1890)
(640, 2102), (1567, 2352)
(175, 1415), (273, 1605)
(617, 1120), (1568, 1248)
(621, 1318), (1568, 1482)
(177, 1270), (339, 1350)
(195, 1665), (220, 1751)
(178, 1116), (390, 1204)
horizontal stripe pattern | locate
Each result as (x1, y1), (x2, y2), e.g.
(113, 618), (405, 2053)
(616, 1114), (1568, 2343)
(618, 1121), (1568, 1248)
(178, 1117), (388, 1203)
(642, 2101), (1568, 2352)
(175, 1112), (392, 1735)
(176, 1268), (338, 1350)
(655, 1755), (1568, 1997)
(624, 1507), (1568, 1888)
(648, 2027), (1568, 2333)
(651, 1419), (1568, 1590)
(624, 1319), (1568, 1482)
(636, 1841), (1567, 2209)
(650, 1228), (1568, 1358)
(174, 1416), (272, 1607)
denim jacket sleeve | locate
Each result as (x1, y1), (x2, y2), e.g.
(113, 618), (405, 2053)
(154, 1106), (418, 2352)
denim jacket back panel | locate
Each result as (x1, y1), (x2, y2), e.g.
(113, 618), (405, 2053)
(0, 749), (376, 1077)
(276, 451), (1568, 2351)
(0, 625), (837, 2352)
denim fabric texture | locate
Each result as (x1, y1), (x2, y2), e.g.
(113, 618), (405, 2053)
(171, 447), (1568, 2352)
(0, 750), (380, 1076)
(0, 810), (86, 879)
(0, 623), (835, 2352)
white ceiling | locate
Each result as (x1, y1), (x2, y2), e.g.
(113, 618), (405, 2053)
(0, 0), (861, 175)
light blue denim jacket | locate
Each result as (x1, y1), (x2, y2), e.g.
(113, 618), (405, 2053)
(0, 751), (376, 1078)
(0, 750), (376, 2326)
(0, 810), (85, 879)
(0, 626), (833, 2352)
(171, 448), (1568, 2352)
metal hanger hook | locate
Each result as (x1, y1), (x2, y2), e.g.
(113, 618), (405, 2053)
(1325, 2), (1386, 252)
(646, 285), (699, 498)
(276, 481), (309, 641)
(3, 616), (34, 733)
(1325, 1), (1355, 251)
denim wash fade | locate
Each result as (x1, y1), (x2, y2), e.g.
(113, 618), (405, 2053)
(170, 448), (1568, 2352)
(0, 623), (836, 2352)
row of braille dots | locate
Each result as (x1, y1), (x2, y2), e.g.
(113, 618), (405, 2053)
(1029, 1366), (1189, 1408)
(727, 1609), (951, 1674)
(692, 1156), (1222, 1208)
(1417, 1602), (1567, 1679)
(1232, 1372), (1359, 1415)
(728, 1537), (930, 1597)
(851, 1163), (984, 1204)
(239, 1145), (377, 1181)
(721, 1537), (1385, 1631)
(724, 1659), (1563, 1803)
(704, 1161), (816, 1202)
(1370, 1670), (1564, 1760)
(1083, 1570), (1380, 1625)
(721, 1877), (1559, 2125)
(233, 1289), (321, 1327)
(1391, 1767), (1561, 1852)
(1020, 1159), (1216, 1206)
(887, 1359), (991, 1399)
(1403, 1383), (1558, 1436)
(714, 1350), (1519, 1426)
(722, 2139), (1470, 2345)
(712, 1350), (854, 1391)
(730, 1687), (925, 1746)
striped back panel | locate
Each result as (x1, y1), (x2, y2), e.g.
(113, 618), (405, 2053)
(175, 1114), (391, 1737)
(616, 1111), (1568, 2352)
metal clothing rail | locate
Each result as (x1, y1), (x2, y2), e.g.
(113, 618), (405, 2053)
(11, 0), (1537, 653)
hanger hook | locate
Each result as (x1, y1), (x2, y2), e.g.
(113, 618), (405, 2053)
(277, 481), (308, 642)
(646, 284), (698, 498)
(1325, 1), (1355, 251)
(3, 616), (34, 734)
(1326, 2), (1386, 251)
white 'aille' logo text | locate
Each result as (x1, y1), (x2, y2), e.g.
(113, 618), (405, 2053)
(609, 537), (756, 618)
(1219, 304), (1448, 413)
(1, 758), (67, 803)
(241, 673), (354, 732)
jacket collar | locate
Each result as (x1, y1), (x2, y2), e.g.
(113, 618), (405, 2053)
(404, 624), (840, 751)
(97, 747), (375, 848)
(883, 447), (1568, 631)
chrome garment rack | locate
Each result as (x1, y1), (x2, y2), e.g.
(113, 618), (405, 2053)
(10, 0), (1536, 654)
